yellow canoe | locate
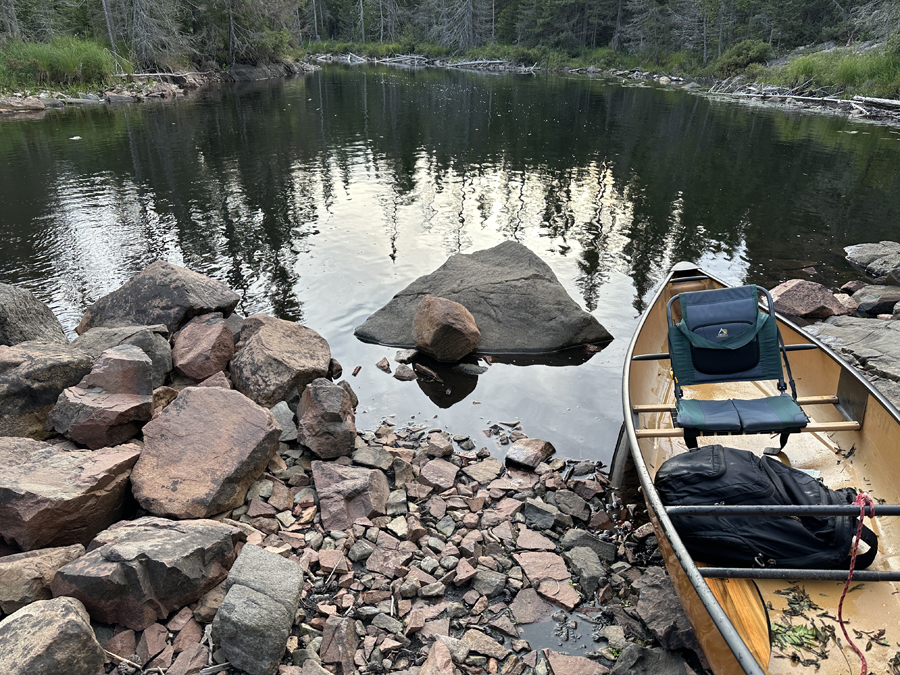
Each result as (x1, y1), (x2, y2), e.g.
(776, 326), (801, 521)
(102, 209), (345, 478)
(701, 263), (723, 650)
(620, 262), (900, 675)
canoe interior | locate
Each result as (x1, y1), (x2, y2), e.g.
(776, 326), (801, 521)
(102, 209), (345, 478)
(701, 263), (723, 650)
(627, 272), (900, 675)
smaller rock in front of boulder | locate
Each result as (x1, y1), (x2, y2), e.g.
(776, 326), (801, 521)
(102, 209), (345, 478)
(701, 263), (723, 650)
(413, 295), (481, 362)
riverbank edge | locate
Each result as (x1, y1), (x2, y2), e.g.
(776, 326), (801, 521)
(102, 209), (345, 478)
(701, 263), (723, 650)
(3, 54), (899, 129)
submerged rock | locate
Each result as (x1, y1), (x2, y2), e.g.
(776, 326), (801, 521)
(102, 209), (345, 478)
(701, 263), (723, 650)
(355, 241), (612, 352)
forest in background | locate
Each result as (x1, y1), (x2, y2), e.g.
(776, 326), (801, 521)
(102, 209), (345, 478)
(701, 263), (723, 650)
(0, 0), (898, 92)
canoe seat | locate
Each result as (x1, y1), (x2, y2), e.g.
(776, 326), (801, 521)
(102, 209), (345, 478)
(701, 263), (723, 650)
(667, 285), (809, 449)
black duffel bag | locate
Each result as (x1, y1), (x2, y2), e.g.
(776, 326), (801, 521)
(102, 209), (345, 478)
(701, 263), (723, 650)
(655, 444), (877, 569)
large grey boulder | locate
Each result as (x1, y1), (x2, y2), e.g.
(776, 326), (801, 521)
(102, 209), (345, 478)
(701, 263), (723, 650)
(845, 241), (900, 284)
(0, 544), (85, 614)
(851, 285), (900, 316)
(75, 260), (240, 335)
(71, 324), (172, 388)
(0, 341), (93, 439)
(231, 314), (332, 408)
(0, 283), (68, 347)
(633, 566), (702, 654)
(224, 544), (303, 618)
(51, 517), (242, 630)
(47, 345), (153, 449)
(355, 241), (612, 352)
(806, 317), (900, 384)
(131, 387), (281, 519)
(0, 597), (105, 675)
(0, 438), (140, 550)
(212, 584), (290, 675)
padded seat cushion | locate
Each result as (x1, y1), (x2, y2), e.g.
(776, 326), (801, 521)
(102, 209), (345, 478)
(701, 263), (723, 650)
(732, 397), (808, 433)
(675, 399), (741, 432)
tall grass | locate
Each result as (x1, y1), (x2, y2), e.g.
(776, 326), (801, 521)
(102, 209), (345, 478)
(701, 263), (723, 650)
(0, 38), (122, 89)
(770, 48), (900, 98)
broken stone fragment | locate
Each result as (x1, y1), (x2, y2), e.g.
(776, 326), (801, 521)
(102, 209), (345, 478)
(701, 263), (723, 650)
(212, 584), (290, 675)
(131, 387), (280, 519)
(0, 544), (85, 614)
(312, 460), (389, 531)
(297, 378), (357, 459)
(172, 313), (234, 381)
(0, 438), (140, 550)
(0, 596), (105, 675)
(230, 314), (331, 408)
(47, 344), (153, 449)
(506, 437), (556, 469)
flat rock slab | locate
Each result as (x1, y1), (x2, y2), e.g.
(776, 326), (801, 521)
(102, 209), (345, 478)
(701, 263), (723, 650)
(0, 544), (85, 614)
(545, 650), (609, 675)
(506, 437), (555, 469)
(355, 241), (612, 352)
(51, 517), (242, 630)
(0, 282), (68, 347)
(312, 460), (389, 531)
(231, 314), (331, 408)
(845, 241), (900, 284)
(0, 597), (105, 675)
(461, 458), (503, 483)
(71, 324), (172, 389)
(516, 528), (557, 551)
(132, 387), (280, 518)
(419, 458), (459, 491)
(508, 587), (555, 624)
(461, 629), (510, 659)
(76, 259), (240, 335)
(0, 438), (140, 550)
(0, 341), (93, 439)
(805, 317), (900, 405)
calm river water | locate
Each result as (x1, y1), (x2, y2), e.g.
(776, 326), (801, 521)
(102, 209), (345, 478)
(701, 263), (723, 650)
(2, 66), (899, 461)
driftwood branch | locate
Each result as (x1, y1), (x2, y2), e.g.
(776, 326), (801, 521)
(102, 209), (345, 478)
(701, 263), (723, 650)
(853, 95), (900, 109)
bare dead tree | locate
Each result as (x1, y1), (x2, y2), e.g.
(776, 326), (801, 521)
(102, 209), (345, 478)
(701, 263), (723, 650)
(0, 0), (21, 39)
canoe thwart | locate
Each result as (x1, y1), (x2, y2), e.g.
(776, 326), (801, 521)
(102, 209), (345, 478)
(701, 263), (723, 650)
(634, 420), (861, 438)
(699, 567), (900, 582)
(631, 343), (818, 362)
(633, 395), (839, 413)
(666, 504), (900, 517)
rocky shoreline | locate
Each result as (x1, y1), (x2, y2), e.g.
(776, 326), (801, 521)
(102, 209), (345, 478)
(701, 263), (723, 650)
(0, 260), (704, 675)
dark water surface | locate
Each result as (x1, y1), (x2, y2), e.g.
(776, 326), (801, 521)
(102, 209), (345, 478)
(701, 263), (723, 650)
(2, 66), (899, 461)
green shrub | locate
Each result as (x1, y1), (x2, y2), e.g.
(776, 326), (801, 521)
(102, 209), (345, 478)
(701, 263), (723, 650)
(0, 38), (120, 87)
(716, 39), (772, 75)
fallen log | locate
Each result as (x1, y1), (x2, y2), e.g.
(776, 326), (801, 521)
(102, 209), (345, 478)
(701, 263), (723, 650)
(853, 95), (900, 109)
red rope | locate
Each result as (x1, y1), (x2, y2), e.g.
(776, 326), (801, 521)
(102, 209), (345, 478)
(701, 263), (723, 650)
(837, 491), (874, 675)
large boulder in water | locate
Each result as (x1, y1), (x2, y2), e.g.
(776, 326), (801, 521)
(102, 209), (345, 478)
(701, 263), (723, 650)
(0, 283), (68, 347)
(0, 342), (93, 439)
(75, 260), (240, 335)
(71, 324), (172, 389)
(845, 241), (900, 284)
(851, 285), (900, 317)
(354, 241), (612, 352)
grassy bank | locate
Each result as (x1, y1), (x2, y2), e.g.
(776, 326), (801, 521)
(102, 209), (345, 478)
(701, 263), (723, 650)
(0, 38), (125, 92)
(754, 48), (900, 99)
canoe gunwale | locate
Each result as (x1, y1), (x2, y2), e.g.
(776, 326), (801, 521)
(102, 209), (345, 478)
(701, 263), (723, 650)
(620, 263), (900, 675)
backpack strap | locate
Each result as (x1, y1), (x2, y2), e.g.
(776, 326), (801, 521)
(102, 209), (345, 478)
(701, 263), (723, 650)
(851, 525), (879, 570)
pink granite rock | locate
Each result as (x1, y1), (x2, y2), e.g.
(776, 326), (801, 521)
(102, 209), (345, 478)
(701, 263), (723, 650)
(413, 295), (481, 362)
(132, 387), (280, 519)
(173, 314), (234, 381)
(47, 344), (153, 449)
(0, 438), (140, 550)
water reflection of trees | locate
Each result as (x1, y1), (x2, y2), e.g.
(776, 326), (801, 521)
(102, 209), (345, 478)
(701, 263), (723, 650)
(1, 67), (899, 323)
